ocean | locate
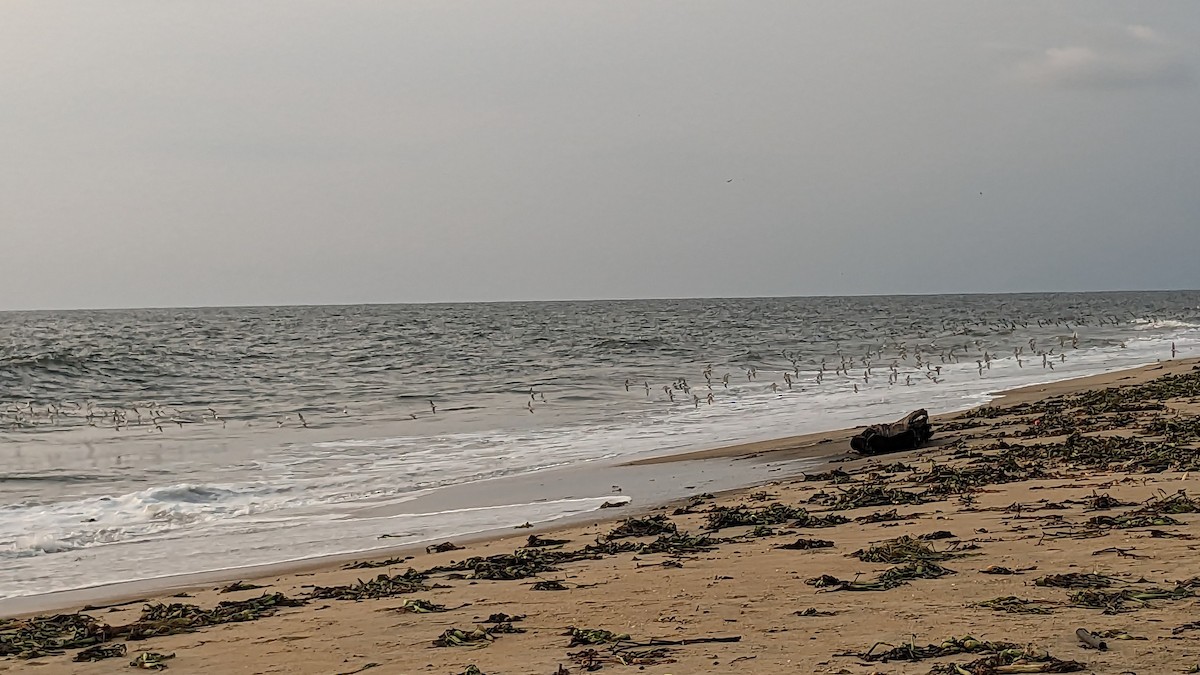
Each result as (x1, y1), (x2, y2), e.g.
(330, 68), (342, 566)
(2, 291), (1198, 604)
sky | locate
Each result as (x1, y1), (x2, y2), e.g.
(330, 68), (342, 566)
(2, 2), (1198, 310)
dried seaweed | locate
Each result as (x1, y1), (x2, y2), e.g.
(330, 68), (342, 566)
(1094, 629), (1146, 641)
(703, 503), (807, 530)
(343, 556), (410, 570)
(805, 574), (897, 592)
(0, 613), (112, 659)
(929, 647), (1086, 674)
(637, 532), (717, 555)
(915, 456), (1048, 497)
(606, 515), (677, 540)
(524, 535), (570, 548)
(851, 635), (1020, 663)
(119, 593), (306, 641)
(803, 469), (854, 483)
(426, 542), (463, 554)
(129, 652), (175, 670)
(806, 561), (954, 592)
(568, 646), (676, 669)
(387, 599), (446, 613)
(73, 642), (127, 662)
(673, 493), (715, 515)
(743, 524), (784, 538)
(852, 536), (957, 564)
(794, 608), (837, 616)
(876, 561), (955, 585)
(1143, 490), (1200, 514)
(791, 511), (851, 528)
(567, 634), (737, 669)
(480, 613), (524, 623)
(309, 572), (429, 601)
(1, 593), (306, 660)
(1083, 492), (1136, 511)
(1033, 573), (1117, 589)
(433, 624), (520, 648)
(1090, 513), (1182, 529)
(973, 596), (1056, 615)
(218, 580), (265, 593)
(810, 485), (928, 510)
(1069, 583), (1195, 614)
(746, 490), (779, 501)
(855, 509), (912, 523)
(566, 627), (631, 647)
(424, 550), (564, 581)
(1067, 589), (1143, 614)
(777, 538), (834, 550)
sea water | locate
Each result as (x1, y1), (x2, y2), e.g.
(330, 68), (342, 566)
(1, 292), (1198, 602)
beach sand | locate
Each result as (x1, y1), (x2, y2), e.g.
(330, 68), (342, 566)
(5, 358), (1200, 674)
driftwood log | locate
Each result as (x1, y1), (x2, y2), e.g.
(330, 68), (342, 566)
(850, 409), (932, 456)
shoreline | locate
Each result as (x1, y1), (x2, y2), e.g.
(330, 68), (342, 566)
(627, 357), (1193, 466)
(4, 357), (1200, 672)
(4, 358), (1195, 622)
(0, 453), (823, 618)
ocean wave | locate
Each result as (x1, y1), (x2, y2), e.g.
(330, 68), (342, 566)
(591, 337), (668, 352)
(0, 350), (94, 371)
(8, 528), (128, 557)
(0, 473), (117, 484)
(1132, 319), (1200, 331)
(0, 482), (308, 559)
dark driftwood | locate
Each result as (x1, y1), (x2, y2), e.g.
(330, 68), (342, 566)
(850, 409), (932, 456)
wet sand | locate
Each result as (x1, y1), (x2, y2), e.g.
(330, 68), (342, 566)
(5, 358), (1200, 674)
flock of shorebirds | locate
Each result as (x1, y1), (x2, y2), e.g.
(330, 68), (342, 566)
(0, 312), (1191, 433)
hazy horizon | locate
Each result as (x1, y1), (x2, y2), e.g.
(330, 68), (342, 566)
(3, 286), (1198, 314)
(4, 2), (1198, 312)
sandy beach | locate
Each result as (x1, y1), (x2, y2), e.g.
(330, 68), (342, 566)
(5, 358), (1200, 674)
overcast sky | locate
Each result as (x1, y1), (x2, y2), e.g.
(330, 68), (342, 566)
(2, 2), (1198, 310)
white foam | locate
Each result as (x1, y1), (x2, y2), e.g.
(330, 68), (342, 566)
(0, 495), (627, 600)
(1132, 319), (1200, 331)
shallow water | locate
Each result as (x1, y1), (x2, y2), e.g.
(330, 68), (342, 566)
(2, 292), (1198, 600)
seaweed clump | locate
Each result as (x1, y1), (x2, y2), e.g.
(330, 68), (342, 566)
(852, 635), (1019, 663)
(851, 535), (957, 564)
(433, 623), (524, 648)
(309, 571), (430, 600)
(566, 627), (631, 647)
(703, 503), (807, 530)
(810, 485), (927, 510)
(806, 561), (954, 592)
(1033, 573), (1118, 589)
(0, 593), (307, 660)
(606, 516), (677, 540)
(0, 613), (112, 659)
(973, 596), (1057, 615)
(777, 538), (834, 550)
(120, 593), (306, 640)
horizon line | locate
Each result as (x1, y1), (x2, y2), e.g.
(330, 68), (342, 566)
(2, 286), (1198, 314)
